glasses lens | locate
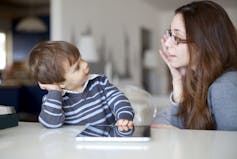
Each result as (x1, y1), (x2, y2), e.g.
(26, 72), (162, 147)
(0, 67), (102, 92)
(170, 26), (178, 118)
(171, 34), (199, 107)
(166, 29), (188, 45)
(166, 30), (177, 44)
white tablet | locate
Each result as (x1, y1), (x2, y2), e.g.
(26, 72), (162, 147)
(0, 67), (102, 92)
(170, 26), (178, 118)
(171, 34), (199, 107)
(75, 125), (151, 142)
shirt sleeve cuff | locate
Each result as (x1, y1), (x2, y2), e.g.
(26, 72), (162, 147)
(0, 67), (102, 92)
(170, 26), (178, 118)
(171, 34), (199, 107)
(47, 90), (63, 100)
(169, 92), (180, 107)
(117, 112), (134, 121)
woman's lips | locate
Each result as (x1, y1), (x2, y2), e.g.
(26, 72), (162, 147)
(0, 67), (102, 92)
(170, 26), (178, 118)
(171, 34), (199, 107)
(167, 54), (176, 61)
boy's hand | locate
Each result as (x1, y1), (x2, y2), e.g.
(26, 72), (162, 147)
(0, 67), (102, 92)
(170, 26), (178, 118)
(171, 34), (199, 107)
(115, 119), (133, 127)
(38, 82), (62, 91)
(115, 119), (134, 131)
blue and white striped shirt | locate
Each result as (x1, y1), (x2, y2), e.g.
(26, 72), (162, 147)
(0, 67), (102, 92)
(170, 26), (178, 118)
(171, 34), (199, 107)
(39, 74), (134, 128)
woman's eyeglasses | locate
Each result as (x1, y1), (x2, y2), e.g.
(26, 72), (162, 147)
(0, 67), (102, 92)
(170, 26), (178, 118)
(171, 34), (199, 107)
(166, 29), (189, 45)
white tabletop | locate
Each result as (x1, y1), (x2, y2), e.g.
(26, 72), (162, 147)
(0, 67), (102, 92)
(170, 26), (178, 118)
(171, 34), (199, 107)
(0, 122), (237, 159)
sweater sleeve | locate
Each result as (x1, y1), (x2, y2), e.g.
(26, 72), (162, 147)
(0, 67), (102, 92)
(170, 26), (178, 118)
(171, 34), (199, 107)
(100, 76), (134, 121)
(38, 90), (65, 128)
(152, 93), (183, 128)
(208, 76), (237, 130)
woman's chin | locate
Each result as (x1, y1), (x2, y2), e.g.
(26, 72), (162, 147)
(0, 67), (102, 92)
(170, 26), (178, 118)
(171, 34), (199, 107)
(170, 62), (186, 69)
(170, 63), (180, 68)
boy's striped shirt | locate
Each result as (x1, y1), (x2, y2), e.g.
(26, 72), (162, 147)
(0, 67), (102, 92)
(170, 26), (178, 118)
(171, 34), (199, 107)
(38, 74), (134, 128)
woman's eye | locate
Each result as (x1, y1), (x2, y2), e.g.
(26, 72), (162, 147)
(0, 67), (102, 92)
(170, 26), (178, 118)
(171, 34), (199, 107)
(174, 36), (181, 43)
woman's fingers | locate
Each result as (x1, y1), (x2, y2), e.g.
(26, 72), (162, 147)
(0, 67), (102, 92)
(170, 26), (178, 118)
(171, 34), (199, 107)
(161, 35), (167, 52)
(159, 50), (170, 66)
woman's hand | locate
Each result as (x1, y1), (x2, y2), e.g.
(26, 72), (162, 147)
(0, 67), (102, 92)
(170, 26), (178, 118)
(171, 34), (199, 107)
(159, 34), (185, 80)
(38, 82), (62, 91)
(159, 34), (185, 103)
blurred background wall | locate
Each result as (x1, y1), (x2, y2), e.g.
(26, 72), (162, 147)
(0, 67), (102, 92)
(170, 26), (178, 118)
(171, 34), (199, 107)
(0, 0), (237, 96)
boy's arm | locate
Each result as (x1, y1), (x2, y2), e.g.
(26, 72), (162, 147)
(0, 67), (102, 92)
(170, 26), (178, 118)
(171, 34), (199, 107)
(39, 90), (65, 128)
(101, 76), (134, 122)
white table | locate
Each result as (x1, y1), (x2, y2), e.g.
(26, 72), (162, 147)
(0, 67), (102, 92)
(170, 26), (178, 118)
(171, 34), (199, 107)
(1, 122), (237, 159)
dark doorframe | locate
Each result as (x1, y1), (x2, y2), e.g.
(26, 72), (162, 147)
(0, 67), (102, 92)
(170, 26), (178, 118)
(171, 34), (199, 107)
(140, 27), (152, 92)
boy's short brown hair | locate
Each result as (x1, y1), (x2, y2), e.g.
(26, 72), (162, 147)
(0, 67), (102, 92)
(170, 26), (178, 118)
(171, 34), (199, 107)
(29, 41), (80, 84)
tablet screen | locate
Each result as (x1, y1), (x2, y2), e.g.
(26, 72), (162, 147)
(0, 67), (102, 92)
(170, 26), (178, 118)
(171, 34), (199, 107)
(76, 125), (151, 142)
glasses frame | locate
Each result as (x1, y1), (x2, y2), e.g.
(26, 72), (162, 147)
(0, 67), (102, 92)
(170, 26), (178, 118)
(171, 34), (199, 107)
(166, 29), (189, 45)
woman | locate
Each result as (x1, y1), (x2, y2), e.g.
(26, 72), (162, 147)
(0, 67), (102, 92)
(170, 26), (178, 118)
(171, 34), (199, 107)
(152, 1), (237, 130)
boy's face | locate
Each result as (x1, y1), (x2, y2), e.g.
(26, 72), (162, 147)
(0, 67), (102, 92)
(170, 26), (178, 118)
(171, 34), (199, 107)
(62, 57), (90, 92)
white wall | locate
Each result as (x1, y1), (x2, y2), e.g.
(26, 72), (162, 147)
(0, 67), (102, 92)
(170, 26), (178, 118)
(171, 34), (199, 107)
(50, 0), (237, 96)
(154, 10), (174, 95)
(50, 0), (164, 91)
(226, 8), (237, 28)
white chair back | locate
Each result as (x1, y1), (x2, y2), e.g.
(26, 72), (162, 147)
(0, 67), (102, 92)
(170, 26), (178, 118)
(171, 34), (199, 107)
(118, 85), (157, 125)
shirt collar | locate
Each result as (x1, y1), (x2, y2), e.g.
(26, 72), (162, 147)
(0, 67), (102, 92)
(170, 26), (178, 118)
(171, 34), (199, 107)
(62, 74), (100, 95)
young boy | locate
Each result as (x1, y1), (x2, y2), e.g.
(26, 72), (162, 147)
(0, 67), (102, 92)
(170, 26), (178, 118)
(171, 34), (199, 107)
(28, 41), (134, 128)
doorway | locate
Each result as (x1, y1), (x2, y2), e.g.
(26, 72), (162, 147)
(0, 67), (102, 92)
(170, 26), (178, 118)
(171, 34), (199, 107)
(140, 27), (152, 92)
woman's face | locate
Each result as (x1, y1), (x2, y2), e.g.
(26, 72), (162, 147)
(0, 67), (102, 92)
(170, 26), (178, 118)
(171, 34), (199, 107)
(164, 13), (190, 68)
